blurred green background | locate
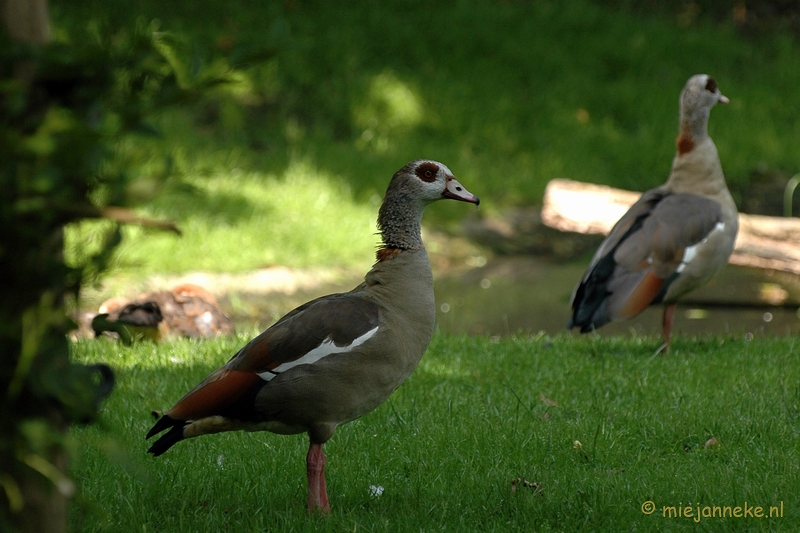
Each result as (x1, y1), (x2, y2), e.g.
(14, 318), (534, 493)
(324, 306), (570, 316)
(55, 0), (800, 277)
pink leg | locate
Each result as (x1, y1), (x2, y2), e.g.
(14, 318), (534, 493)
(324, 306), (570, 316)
(659, 304), (677, 353)
(306, 442), (330, 512)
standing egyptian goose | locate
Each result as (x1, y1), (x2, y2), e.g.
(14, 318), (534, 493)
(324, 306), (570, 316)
(568, 74), (738, 351)
(146, 160), (479, 511)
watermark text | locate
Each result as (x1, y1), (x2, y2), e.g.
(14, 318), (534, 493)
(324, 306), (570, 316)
(641, 501), (784, 522)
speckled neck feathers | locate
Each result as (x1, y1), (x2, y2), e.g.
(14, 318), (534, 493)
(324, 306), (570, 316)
(377, 190), (425, 253)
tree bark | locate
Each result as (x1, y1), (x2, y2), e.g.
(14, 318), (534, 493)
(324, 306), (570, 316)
(542, 178), (800, 275)
(2, 0), (50, 44)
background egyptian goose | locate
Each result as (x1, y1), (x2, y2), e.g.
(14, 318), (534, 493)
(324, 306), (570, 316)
(146, 160), (479, 511)
(568, 74), (739, 351)
(92, 283), (234, 343)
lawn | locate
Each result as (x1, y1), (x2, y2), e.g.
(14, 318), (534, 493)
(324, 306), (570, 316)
(69, 333), (800, 532)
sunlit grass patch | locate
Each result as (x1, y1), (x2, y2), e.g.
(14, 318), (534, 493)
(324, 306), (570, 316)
(66, 160), (379, 277)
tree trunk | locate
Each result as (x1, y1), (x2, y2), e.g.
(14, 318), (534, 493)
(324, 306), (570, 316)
(2, 0), (50, 44)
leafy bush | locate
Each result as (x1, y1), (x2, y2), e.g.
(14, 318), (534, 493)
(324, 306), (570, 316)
(0, 20), (225, 531)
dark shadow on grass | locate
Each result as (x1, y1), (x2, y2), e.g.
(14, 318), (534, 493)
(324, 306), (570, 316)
(149, 184), (264, 226)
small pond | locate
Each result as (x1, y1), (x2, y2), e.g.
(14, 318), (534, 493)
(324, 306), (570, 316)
(229, 256), (800, 340)
(433, 257), (800, 339)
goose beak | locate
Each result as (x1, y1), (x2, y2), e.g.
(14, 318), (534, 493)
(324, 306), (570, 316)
(443, 177), (480, 205)
(718, 93), (730, 104)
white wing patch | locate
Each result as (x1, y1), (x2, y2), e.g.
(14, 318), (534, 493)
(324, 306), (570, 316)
(257, 325), (379, 381)
(676, 221), (725, 273)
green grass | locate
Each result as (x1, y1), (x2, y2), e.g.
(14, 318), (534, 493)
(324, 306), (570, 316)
(69, 333), (800, 532)
(53, 0), (800, 278)
(67, 160), (380, 277)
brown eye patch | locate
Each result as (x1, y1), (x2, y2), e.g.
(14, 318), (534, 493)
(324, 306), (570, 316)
(415, 162), (439, 183)
(705, 77), (718, 93)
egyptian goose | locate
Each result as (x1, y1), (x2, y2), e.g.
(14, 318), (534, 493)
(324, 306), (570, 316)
(568, 74), (739, 351)
(92, 284), (234, 343)
(146, 160), (479, 511)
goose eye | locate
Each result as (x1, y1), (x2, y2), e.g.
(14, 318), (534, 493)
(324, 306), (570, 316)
(705, 77), (718, 93)
(415, 162), (439, 183)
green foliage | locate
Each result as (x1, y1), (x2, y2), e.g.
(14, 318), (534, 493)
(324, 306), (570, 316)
(69, 334), (799, 531)
(51, 0), (800, 278)
(0, 19), (225, 529)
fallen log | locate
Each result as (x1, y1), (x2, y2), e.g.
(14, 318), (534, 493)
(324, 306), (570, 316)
(541, 178), (800, 275)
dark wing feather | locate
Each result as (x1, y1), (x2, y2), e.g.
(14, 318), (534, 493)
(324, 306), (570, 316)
(146, 418), (184, 455)
(568, 189), (667, 329)
(569, 190), (722, 331)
